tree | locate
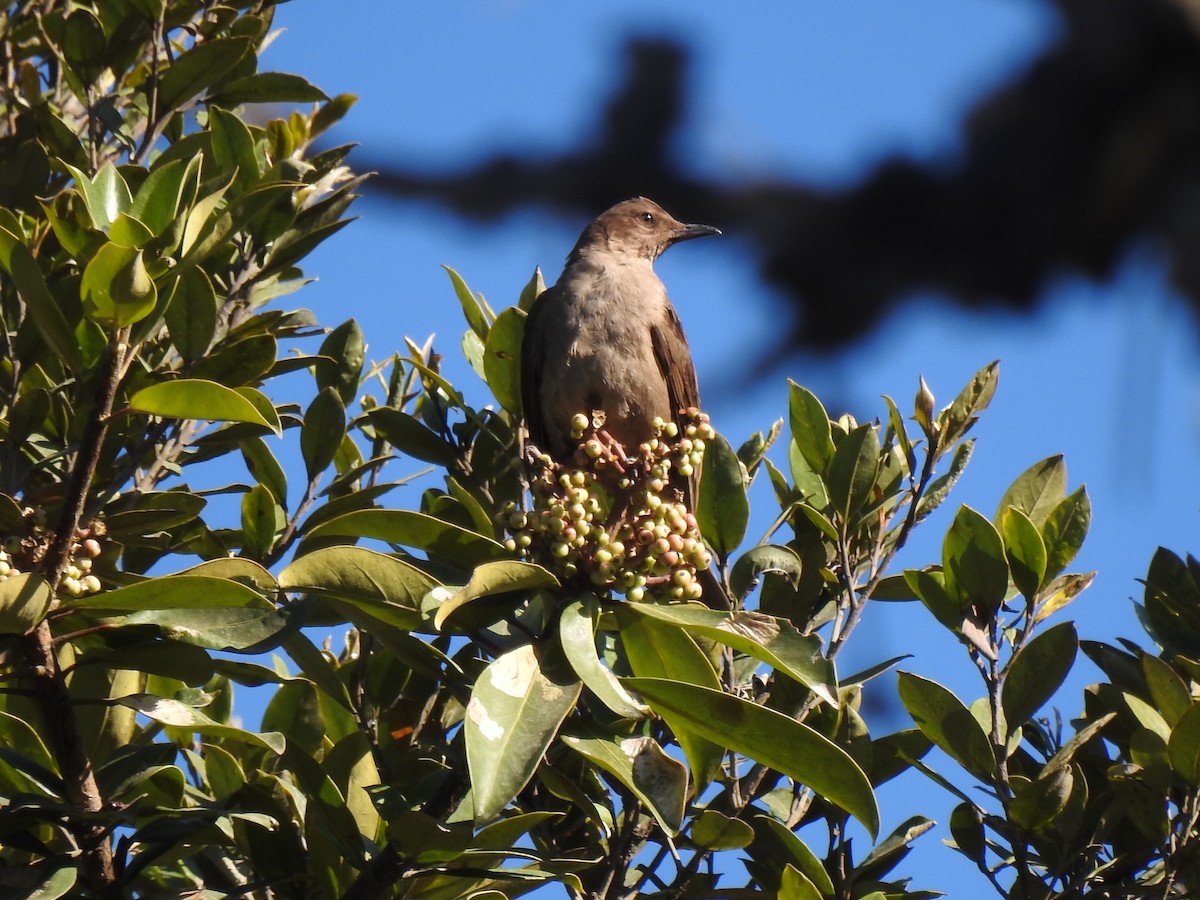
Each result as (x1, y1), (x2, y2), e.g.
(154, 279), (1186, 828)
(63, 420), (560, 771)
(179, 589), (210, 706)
(1, 3), (1198, 899)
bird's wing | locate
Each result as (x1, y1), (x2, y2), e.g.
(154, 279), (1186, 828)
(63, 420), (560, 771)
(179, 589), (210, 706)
(651, 301), (702, 509)
(649, 300), (700, 420)
(520, 284), (556, 451)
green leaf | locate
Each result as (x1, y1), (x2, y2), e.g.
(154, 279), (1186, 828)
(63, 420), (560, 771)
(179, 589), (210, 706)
(904, 567), (960, 629)
(108, 212), (154, 248)
(1168, 704), (1200, 786)
(215, 71), (329, 105)
(0, 573), (51, 633)
(696, 432), (749, 560)
(209, 105), (261, 191)
(897, 671), (994, 778)
(558, 598), (648, 719)
(942, 506), (1008, 613)
(482, 306), (525, 415)
(123, 606), (292, 652)
(949, 802), (986, 865)
(130, 157), (196, 236)
(63, 575), (271, 610)
(1000, 507), (1047, 599)
(128, 380), (279, 434)
(240, 483), (283, 559)
(826, 423), (879, 525)
(117, 694), (284, 754)
(301, 387), (346, 480)
(750, 816), (835, 894)
(316, 319), (365, 406)
(302, 509), (506, 567)
(516, 266), (546, 312)
(619, 602), (835, 706)
(625, 678), (879, 838)
(0, 226), (81, 369)
(729, 544), (803, 602)
(1008, 767), (1073, 831)
(443, 265), (492, 339)
(995, 455), (1066, 529)
(690, 809), (754, 850)
(466, 642), (581, 822)
(615, 606), (724, 789)
(81, 242), (157, 326)
(366, 407), (458, 466)
(65, 161), (132, 231)
(156, 36), (255, 115)
(1002, 621), (1077, 732)
(787, 380), (834, 472)
(937, 360), (998, 447)
(165, 267), (218, 361)
(80, 638), (213, 686)
(279, 546), (435, 631)
(883, 394), (916, 475)
(780, 865), (823, 900)
(433, 559), (558, 630)
(1040, 486), (1090, 582)
(1143, 654), (1192, 728)
(562, 730), (686, 834)
(241, 437), (288, 508)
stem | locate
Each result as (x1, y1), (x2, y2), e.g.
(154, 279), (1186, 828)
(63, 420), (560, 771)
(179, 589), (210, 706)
(24, 328), (131, 900)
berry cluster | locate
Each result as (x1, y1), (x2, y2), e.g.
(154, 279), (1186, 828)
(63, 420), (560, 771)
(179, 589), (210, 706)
(501, 409), (716, 603)
(1, 510), (105, 598)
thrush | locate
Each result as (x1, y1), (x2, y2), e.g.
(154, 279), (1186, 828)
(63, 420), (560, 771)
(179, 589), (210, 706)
(520, 197), (720, 468)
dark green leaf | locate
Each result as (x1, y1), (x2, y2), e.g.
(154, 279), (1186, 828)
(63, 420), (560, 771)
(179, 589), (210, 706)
(942, 506), (1008, 613)
(696, 432), (749, 560)
(443, 265), (492, 339)
(1008, 767), (1072, 831)
(164, 267), (218, 361)
(937, 360), (998, 448)
(995, 455), (1066, 529)
(367, 407), (458, 466)
(241, 437), (288, 508)
(626, 678), (880, 838)
(64, 575), (271, 611)
(0, 225), (81, 369)
(0, 573), (51, 633)
(482, 306), (525, 415)
(897, 671), (994, 778)
(156, 37), (255, 115)
(215, 71), (329, 105)
(278, 546), (435, 631)
(826, 423), (879, 525)
(1142, 654), (1191, 728)
(690, 809), (754, 850)
(302, 509), (506, 567)
(301, 387), (346, 479)
(729, 544), (803, 602)
(620, 602), (835, 705)
(240, 483), (283, 559)
(787, 380), (834, 472)
(122, 606), (292, 652)
(1002, 621), (1077, 731)
(1040, 486), (1090, 582)
(1168, 704), (1200, 786)
(1000, 507), (1047, 599)
(562, 730), (686, 834)
(315, 319), (365, 406)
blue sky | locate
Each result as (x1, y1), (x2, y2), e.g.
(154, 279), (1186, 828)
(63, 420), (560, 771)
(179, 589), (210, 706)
(260, 3), (1200, 894)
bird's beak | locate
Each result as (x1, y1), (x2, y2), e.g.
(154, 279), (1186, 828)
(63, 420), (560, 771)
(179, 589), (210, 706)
(671, 222), (722, 244)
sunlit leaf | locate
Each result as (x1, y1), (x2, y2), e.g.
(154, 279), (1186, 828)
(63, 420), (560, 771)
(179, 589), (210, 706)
(279, 546), (435, 631)
(897, 671), (994, 778)
(1002, 621), (1077, 731)
(562, 729), (686, 834)
(128, 379), (279, 434)
(466, 643), (581, 822)
(433, 559), (557, 630)
(558, 597), (648, 719)
(303, 508), (506, 566)
(0, 573), (51, 633)
(696, 432), (749, 560)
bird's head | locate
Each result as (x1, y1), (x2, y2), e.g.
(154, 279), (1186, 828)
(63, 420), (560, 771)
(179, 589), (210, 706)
(572, 197), (721, 261)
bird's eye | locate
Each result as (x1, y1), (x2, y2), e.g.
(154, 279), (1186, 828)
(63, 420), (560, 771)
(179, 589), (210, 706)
(640, 212), (654, 223)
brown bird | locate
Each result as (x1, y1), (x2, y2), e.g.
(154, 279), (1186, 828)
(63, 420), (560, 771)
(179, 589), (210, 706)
(520, 197), (720, 464)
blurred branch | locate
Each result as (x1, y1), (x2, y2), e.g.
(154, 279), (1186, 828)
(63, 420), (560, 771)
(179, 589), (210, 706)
(360, 0), (1200, 361)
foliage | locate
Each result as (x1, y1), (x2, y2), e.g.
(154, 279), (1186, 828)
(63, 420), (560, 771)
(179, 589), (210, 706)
(0, 3), (1197, 900)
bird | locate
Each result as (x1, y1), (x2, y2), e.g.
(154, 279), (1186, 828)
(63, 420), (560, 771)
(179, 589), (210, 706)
(520, 196), (720, 466)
